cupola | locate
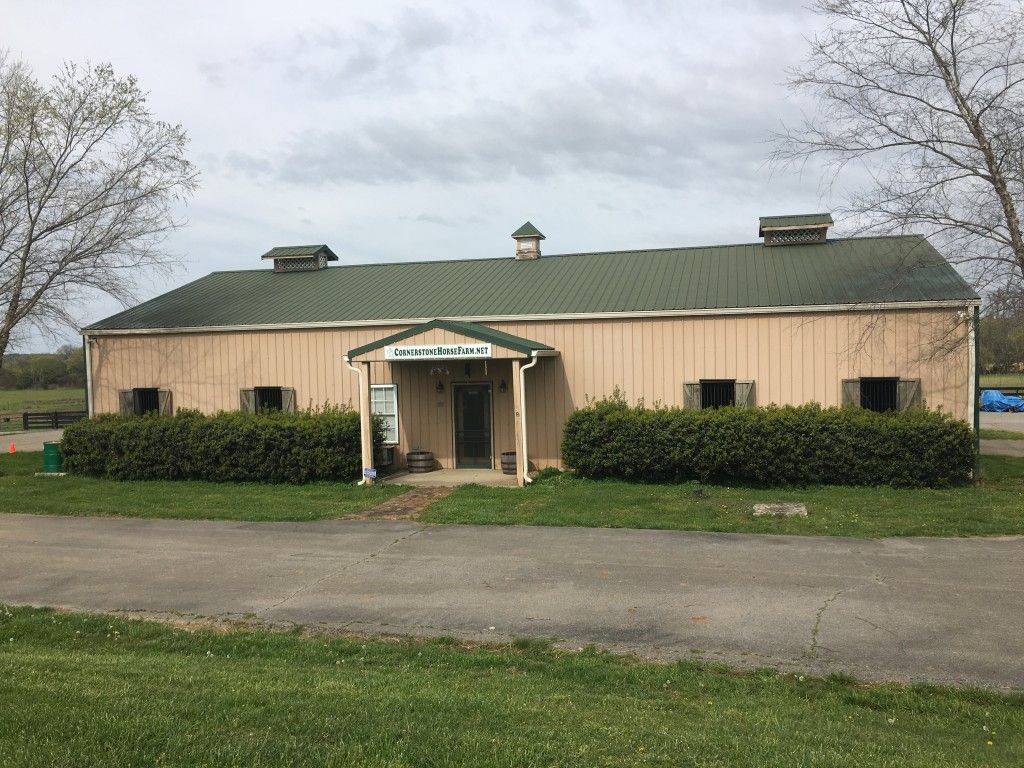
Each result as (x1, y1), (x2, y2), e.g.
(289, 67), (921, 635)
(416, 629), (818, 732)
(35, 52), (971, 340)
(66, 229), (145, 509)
(511, 221), (545, 260)
(758, 213), (833, 246)
(261, 244), (339, 272)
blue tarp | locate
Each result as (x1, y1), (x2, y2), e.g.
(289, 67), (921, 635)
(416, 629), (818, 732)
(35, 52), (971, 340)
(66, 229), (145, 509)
(980, 389), (1024, 412)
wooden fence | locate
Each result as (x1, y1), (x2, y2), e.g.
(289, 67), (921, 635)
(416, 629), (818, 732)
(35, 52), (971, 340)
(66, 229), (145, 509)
(21, 410), (88, 430)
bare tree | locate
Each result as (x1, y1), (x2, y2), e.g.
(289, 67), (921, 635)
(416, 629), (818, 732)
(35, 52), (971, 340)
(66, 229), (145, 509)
(772, 0), (1024, 299)
(0, 53), (198, 366)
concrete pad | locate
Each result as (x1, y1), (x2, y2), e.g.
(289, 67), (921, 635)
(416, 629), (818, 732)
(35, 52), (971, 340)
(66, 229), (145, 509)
(385, 468), (518, 487)
(1, 514), (1021, 689)
(753, 503), (808, 517)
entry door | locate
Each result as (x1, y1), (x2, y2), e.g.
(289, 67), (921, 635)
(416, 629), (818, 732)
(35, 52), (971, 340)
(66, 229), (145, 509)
(453, 384), (492, 469)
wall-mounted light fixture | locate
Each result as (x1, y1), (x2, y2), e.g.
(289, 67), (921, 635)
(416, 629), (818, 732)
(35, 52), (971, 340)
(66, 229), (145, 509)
(498, 379), (508, 393)
(435, 380), (445, 394)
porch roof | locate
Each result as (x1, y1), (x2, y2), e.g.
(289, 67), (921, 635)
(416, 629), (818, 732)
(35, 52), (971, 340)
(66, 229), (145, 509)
(347, 319), (554, 360)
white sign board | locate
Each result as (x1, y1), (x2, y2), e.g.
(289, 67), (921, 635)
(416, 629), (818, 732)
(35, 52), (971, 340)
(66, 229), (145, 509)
(384, 343), (492, 361)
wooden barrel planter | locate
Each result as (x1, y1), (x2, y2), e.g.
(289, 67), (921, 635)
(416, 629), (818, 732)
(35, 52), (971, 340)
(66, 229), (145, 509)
(500, 451), (517, 475)
(406, 451), (436, 473)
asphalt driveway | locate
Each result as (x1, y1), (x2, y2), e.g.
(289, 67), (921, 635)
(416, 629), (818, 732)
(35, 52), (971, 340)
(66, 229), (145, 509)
(1, 514), (1021, 689)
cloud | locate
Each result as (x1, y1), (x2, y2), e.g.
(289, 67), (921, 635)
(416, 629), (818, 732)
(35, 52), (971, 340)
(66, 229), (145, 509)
(201, 8), (460, 97)
(229, 70), (778, 191)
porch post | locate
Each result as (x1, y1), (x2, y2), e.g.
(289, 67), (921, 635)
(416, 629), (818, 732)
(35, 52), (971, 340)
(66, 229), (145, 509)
(511, 359), (526, 486)
(359, 361), (375, 485)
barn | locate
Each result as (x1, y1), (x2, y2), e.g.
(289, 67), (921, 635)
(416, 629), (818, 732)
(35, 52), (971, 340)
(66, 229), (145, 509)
(82, 214), (980, 485)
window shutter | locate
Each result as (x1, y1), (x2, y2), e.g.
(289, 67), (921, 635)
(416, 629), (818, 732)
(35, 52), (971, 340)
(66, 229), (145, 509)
(118, 390), (134, 416)
(735, 380), (756, 408)
(240, 389), (256, 413)
(897, 379), (921, 410)
(682, 382), (701, 410)
(841, 379), (860, 407)
(157, 389), (173, 416)
(281, 388), (296, 414)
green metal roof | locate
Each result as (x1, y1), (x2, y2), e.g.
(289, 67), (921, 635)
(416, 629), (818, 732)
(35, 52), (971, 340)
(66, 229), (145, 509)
(261, 244), (339, 261)
(85, 235), (978, 332)
(348, 319), (554, 358)
(511, 221), (545, 239)
(758, 213), (834, 235)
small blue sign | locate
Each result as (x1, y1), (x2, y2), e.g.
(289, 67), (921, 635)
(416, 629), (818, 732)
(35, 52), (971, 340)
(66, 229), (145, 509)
(363, 467), (377, 479)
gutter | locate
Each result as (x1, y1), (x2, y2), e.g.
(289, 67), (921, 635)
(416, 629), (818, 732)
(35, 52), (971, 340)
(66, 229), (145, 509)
(342, 354), (370, 486)
(518, 352), (541, 485)
(970, 305), (980, 480)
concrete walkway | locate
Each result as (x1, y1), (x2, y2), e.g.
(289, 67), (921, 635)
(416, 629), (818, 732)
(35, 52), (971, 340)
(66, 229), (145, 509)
(1, 514), (1020, 689)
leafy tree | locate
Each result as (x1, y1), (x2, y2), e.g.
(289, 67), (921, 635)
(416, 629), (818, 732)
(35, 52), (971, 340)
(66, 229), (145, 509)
(0, 53), (198, 366)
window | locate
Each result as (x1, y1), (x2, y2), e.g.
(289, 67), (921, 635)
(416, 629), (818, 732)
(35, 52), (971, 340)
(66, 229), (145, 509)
(859, 377), (898, 412)
(683, 380), (755, 409)
(371, 384), (399, 444)
(118, 388), (172, 416)
(700, 380), (736, 409)
(255, 387), (284, 413)
(240, 387), (296, 414)
(842, 378), (921, 412)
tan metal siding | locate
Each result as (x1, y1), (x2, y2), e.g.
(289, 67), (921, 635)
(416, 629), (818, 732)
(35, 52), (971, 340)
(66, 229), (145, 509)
(89, 308), (970, 471)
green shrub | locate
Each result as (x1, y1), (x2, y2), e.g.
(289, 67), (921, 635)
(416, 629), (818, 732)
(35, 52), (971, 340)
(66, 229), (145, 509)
(561, 398), (974, 488)
(61, 407), (381, 484)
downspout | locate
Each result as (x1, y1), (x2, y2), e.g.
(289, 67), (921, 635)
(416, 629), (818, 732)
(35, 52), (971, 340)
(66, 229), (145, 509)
(343, 354), (370, 486)
(970, 305), (980, 481)
(519, 352), (540, 484)
(83, 334), (93, 417)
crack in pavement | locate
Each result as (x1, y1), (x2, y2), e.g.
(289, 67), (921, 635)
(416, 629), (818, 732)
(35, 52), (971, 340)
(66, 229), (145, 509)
(854, 614), (906, 655)
(258, 526), (425, 616)
(806, 589), (846, 658)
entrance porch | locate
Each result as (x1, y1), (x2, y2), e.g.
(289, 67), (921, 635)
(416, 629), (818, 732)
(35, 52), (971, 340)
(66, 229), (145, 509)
(345, 319), (558, 486)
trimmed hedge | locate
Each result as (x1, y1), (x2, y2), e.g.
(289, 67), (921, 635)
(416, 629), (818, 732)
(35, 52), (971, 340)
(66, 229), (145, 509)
(561, 398), (974, 487)
(61, 407), (380, 484)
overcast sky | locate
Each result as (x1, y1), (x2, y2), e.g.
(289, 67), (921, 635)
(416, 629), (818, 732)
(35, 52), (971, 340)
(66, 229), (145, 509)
(6, 0), (839, 350)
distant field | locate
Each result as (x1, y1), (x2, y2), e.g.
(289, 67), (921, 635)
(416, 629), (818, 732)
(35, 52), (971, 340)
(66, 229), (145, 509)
(981, 374), (1024, 389)
(0, 388), (85, 432)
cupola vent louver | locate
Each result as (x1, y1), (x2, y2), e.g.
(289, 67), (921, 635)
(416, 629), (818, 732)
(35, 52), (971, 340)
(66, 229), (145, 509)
(511, 221), (545, 260)
(261, 244), (339, 272)
(758, 214), (833, 246)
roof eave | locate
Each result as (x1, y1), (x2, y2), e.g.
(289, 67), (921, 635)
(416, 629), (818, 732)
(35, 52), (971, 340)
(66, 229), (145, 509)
(82, 298), (982, 336)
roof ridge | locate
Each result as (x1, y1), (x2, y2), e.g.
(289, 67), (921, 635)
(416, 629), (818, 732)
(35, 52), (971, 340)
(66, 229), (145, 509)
(207, 234), (927, 275)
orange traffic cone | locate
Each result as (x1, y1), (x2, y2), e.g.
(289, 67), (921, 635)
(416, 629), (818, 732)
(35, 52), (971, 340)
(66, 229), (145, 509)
(8, 442), (14, 454)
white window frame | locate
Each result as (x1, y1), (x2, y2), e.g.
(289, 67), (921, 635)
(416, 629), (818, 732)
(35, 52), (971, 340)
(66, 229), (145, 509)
(370, 384), (399, 445)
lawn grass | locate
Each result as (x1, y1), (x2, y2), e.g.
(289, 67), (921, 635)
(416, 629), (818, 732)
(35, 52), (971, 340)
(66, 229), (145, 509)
(0, 606), (1020, 767)
(980, 373), (1024, 388)
(980, 428), (1024, 440)
(0, 453), (404, 522)
(3, 450), (1023, 536)
(422, 456), (1024, 538)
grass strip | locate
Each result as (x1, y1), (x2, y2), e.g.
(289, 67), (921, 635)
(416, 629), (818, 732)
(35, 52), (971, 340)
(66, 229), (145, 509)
(1, 606), (1020, 767)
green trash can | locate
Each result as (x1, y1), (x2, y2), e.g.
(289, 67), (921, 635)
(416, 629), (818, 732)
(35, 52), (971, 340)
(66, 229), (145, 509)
(42, 441), (63, 474)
